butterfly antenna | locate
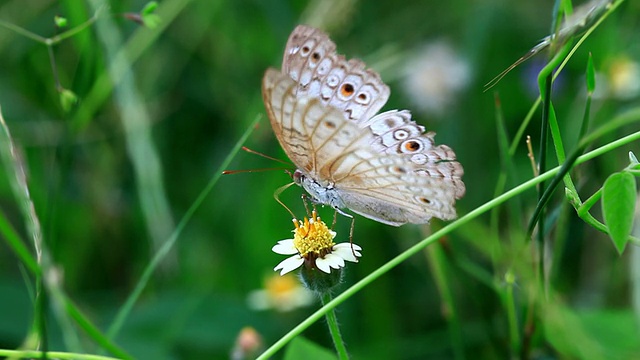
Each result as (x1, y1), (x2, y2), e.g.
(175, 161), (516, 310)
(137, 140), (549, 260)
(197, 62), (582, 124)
(222, 167), (292, 175)
(274, 182), (297, 219)
(223, 147), (294, 174)
(222, 147), (294, 174)
(241, 146), (292, 165)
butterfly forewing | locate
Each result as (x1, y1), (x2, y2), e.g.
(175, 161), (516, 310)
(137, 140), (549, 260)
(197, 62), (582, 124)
(282, 25), (391, 124)
(263, 68), (376, 179)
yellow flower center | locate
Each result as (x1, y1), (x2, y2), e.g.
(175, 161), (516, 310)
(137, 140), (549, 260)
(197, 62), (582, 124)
(292, 210), (336, 257)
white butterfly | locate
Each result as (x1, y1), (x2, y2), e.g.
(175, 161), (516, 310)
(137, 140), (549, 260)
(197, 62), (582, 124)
(262, 25), (465, 226)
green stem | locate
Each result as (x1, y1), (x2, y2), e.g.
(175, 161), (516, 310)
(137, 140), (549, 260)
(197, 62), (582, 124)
(504, 270), (520, 357)
(0, 19), (48, 43)
(578, 188), (602, 217)
(322, 293), (349, 360)
(490, 92), (508, 260)
(426, 245), (464, 360)
(0, 6), (102, 46)
(565, 108), (640, 244)
(0, 349), (120, 360)
(48, 9), (101, 45)
(536, 69), (551, 295)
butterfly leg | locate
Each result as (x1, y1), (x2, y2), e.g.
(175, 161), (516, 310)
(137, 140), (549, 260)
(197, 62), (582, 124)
(347, 215), (356, 257)
(332, 206), (356, 257)
(301, 194), (313, 217)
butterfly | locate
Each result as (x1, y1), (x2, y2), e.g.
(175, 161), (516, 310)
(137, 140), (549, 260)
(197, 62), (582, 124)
(262, 25), (465, 226)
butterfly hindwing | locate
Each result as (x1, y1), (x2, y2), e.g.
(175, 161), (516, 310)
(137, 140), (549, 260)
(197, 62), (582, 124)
(363, 110), (466, 199)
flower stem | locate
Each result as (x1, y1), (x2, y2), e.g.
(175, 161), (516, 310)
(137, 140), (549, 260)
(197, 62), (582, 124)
(321, 292), (349, 360)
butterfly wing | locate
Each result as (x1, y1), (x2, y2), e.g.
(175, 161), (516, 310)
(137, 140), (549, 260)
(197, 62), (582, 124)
(262, 68), (372, 178)
(336, 180), (458, 225)
(363, 110), (466, 199)
(283, 25), (390, 124)
(263, 68), (461, 225)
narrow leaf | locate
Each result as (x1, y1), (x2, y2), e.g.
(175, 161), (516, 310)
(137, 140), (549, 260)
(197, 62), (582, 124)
(284, 337), (337, 360)
(602, 171), (636, 254)
(629, 151), (639, 167)
(586, 52), (596, 94)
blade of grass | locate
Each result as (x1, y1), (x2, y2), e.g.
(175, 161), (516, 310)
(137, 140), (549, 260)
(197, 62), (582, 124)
(0, 107), (51, 355)
(425, 244), (464, 360)
(0, 207), (39, 274)
(490, 92), (508, 261)
(0, 108), (133, 359)
(107, 114), (261, 338)
(89, 0), (177, 262)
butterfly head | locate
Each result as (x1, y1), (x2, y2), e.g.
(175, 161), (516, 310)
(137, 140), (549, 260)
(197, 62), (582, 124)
(292, 169), (304, 187)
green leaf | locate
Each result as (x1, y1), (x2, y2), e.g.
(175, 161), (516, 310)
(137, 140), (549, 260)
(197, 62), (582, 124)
(601, 171), (636, 254)
(284, 337), (337, 360)
(544, 304), (640, 359)
(586, 52), (596, 94)
(59, 88), (78, 112)
(142, 13), (161, 29)
(54, 15), (68, 28)
(141, 2), (158, 16)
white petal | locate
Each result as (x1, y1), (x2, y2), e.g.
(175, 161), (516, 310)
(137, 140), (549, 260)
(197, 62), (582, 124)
(274, 256), (304, 275)
(333, 244), (361, 262)
(323, 253), (345, 269)
(334, 243), (361, 251)
(272, 239), (298, 255)
(315, 258), (332, 273)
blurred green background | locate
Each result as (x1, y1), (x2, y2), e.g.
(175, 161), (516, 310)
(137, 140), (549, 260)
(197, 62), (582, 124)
(1, 0), (639, 359)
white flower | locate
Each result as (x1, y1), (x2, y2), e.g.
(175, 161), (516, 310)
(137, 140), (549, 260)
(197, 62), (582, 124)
(247, 273), (314, 312)
(606, 56), (640, 100)
(272, 211), (362, 276)
(402, 40), (471, 116)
